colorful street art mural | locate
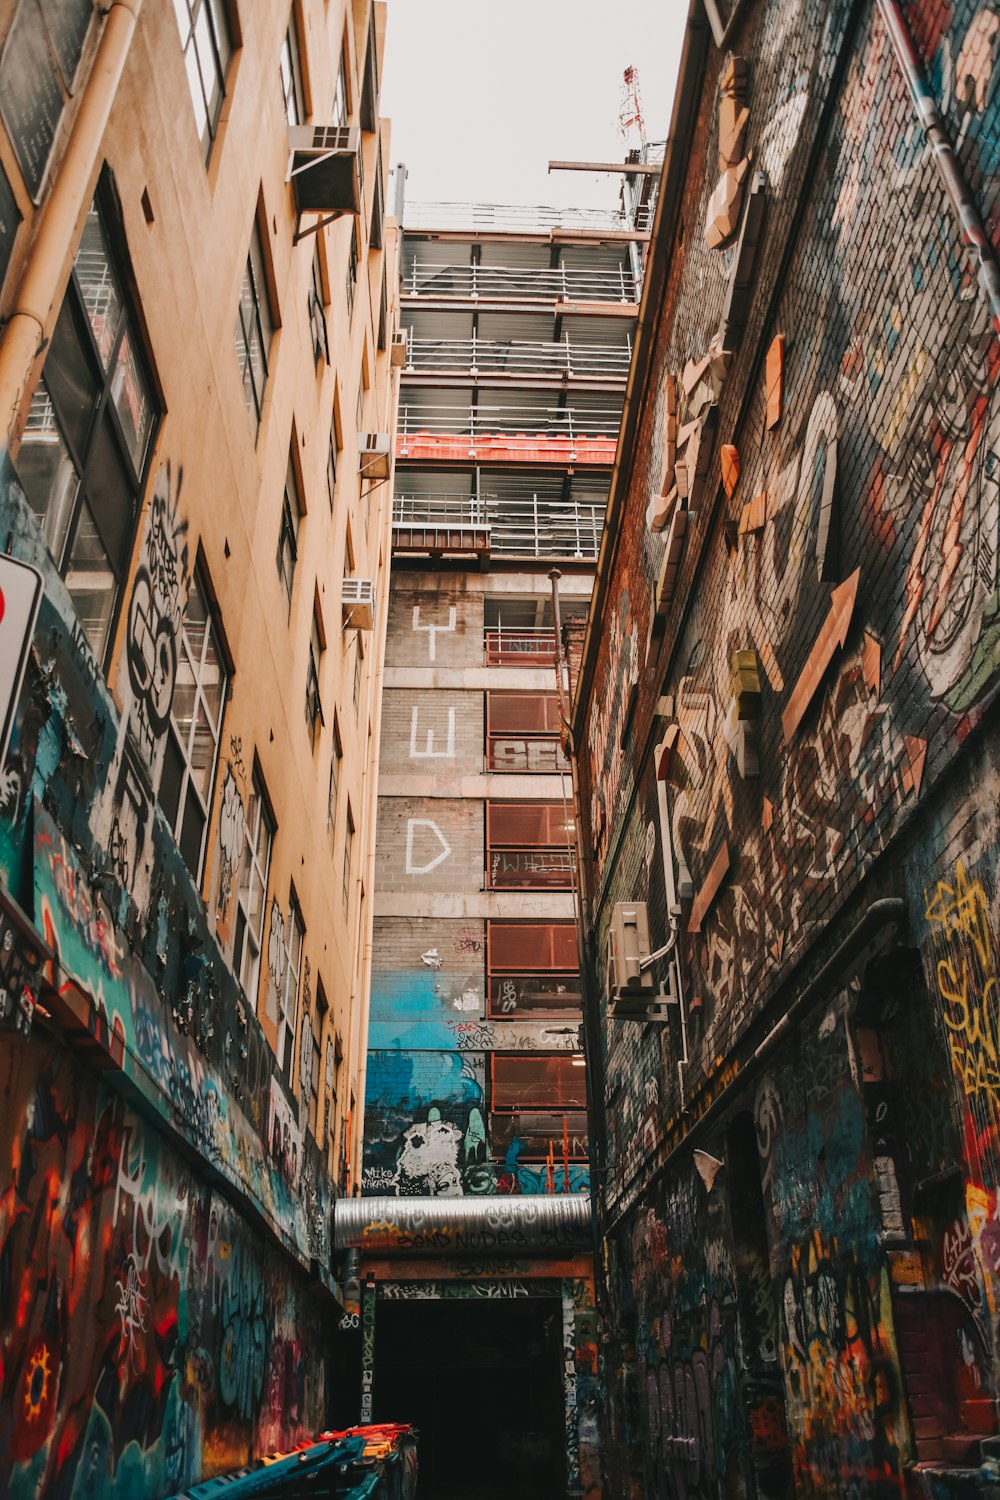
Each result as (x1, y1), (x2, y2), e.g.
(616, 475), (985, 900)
(575, 0), (1000, 1495)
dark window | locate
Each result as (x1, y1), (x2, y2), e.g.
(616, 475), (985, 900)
(233, 768), (274, 1001)
(488, 921), (581, 1018)
(234, 218), (274, 435)
(158, 566), (228, 880)
(18, 185), (157, 665)
(359, 5), (378, 130)
(332, 42), (349, 127)
(326, 437), (337, 511)
(370, 144), (384, 252)
(305, 609), (324, 746)
(308, 246), (329, 364)
(172, 0), (233, 160)
(352, 639), (362, 712)
(279, 13), (305, 126)
(328, 716), (341, 832)
(492, 1055), (588, 1111)
(277, 893), (303, 1082)
(487, 692), (566, 772)
(346, 221), (358, 318)
(486, 802), (574, 890)
(276, 454), (301, 606)
(343, 803), (354, 911)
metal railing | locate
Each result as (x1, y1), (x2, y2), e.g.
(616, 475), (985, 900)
(484, 626), (558, 667)
(487, 846), (576, 889)
(402, 259), (637, 303)
(403, 200), (655, 235)
(486, 735), (569, 773)
(392, 492), (604, 560)
(402, 336), (631, 378)
(398, 400), (621, 442)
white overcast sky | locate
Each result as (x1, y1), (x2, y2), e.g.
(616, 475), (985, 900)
(381, 2), (687, 213)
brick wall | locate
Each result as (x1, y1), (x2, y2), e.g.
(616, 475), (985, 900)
(375, 797), (484, 893)
(379, 689), (484, 774)
(384, 582), (484, 669)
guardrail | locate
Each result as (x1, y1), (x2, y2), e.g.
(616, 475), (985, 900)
(393, 494), (603, 560)
(402, 336), (631, 378)
(484, 627), (558, 666)
(402, 260), (637, 303)
(403, 200), (655, 235)
(397, 401), (621, 441)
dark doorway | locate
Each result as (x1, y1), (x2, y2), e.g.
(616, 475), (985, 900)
(372, 1293), (565, 1500)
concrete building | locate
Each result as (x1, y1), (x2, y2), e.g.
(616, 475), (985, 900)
(0, 0), (398, 1492)
(572, 2), (1000, 1498)
(350, 184), (656, 1500)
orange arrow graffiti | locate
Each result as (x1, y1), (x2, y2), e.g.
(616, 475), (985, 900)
(781, 568), (861, 744)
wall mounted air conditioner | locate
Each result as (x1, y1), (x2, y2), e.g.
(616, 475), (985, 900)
(608, 901), (673, 1022)
(358, 433), (391, 479)
(342, 578), (375, 631)
(390, 332), (407, 368)
(287, 126), (361, 218)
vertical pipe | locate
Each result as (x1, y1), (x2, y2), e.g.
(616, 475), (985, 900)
(878, 0), (1000, 332)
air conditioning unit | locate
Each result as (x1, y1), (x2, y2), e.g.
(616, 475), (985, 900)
(287, 126), (361, 217)
(358, 433), (391, 479)
(342, 578), (375, 631)
(390, 332), (407, 368)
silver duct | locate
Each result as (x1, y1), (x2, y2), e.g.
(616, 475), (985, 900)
(334, 1194), (592, 1253)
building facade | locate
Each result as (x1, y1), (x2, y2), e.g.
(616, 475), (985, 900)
(352, 191), (656, 1498)
(572, 2), (1000, 1498)
(0, 1), (398, 1494)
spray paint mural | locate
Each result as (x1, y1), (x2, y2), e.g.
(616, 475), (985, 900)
(0, 1034), (328, 1499)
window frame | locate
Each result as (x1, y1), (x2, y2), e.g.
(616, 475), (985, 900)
(328, 715), (342, 833)
(305, 607), (324, 747)
(487, 920), (582, 1020)
(276, 452), (301, 609)
(158, 561), (230, 883)
(486, 801), (575, 890)
(342, 801), (355, 912)
(172, 0), (234, 162)
(233, 766), (275, 1003)
(279, 12), (306, 127)
(234, 215), (275, 437)
(486, 691), (567, 774)
(308, 244), (330, 365)
(346, 219), (359, 319)
(332, 42), (349, 128)
(18, 177), (160, 668)
(277, 891), (304, 1084)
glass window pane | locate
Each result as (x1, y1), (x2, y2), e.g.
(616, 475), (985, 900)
(64, 499), (116, 659)
(45, 298), (100, 458)
(188, 703), (216, 799)
(18, 385), (80, 564)
(207, 0), (231, 75)
(74, 205), (123, 369)
(109, 324), (154, 473)
(82, 408), (134, 571)
(179, 786), (206, 874)
(159, 727), (185, 829)
(185, 43), (210, 147)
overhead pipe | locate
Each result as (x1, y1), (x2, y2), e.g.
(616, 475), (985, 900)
(0, 0), (143, 457)
(878, 0), (1000, 332)
(333, 1193), (592, 1252)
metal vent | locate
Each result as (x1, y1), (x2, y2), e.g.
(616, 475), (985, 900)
(341, 578), (375, 631)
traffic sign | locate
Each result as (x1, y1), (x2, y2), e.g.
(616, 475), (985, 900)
(0, 554), (43, 773)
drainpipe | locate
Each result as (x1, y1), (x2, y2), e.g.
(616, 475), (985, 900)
(877, 0), (1000, 333)
(549, 569), (609, 1267)
(0, 0), (143, 456)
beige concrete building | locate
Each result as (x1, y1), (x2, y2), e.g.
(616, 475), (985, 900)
(0, 0), (399, 1487)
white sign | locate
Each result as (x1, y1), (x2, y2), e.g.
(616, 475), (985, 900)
(0, 555), (42, 772)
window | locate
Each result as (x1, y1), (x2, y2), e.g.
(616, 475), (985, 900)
(486, 803), (574, 889)
(487, 693), (567, 773)
(359, 6), (378, 131)
(18, 186), (157, 665)
(488, 922), (581, 1019)
(279, 15), (305, 126)
(328, 717), (341, 831)
(332, 43), (349, 127)
(346, 222), (358, 319)
(353, 639), (362, 713)
(306, 609), (324, 746)
(343, 803), (354, 911)
(172, 0), (233, 160)
(308, 246), (329, 365)
(276, 454), (301, 606)
(158, 566), (228, 880)
(492, 1056), (588, 1110)
(309, 981), (328, 1140)
(233, 769), (274, 1001)
(277, 893), (303, 1082)
(326, 438), (337, 512)
(234, 218), (274, 435)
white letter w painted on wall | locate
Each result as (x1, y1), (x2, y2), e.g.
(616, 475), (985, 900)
(405, 818), (452, 875)
(410, 706), (456, 759)
(412, 605), (457, 661)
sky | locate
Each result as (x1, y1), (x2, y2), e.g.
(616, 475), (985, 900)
(380, 2), (687, 215)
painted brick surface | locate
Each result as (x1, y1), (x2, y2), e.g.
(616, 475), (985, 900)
(383, 582), (483, 669)
(374, 797), (483, 893)
(379, 688), (484, 775)
(574, 2), (1000, 1496)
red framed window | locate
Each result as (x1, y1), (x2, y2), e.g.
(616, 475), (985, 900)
(486, 692), (567, 773)
(486, 802), (574, 889)
(487, 921), (581, 1018)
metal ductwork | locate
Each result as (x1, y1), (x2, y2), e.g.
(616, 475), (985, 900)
(334, 1195), (592, 1253)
